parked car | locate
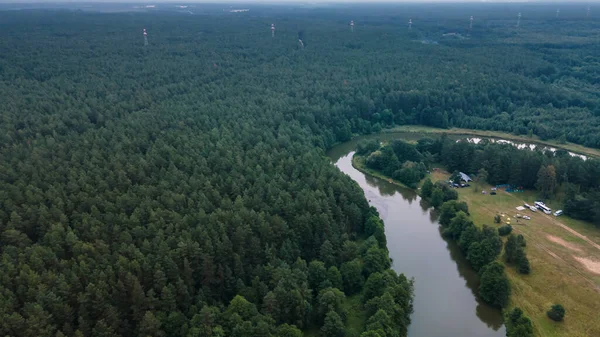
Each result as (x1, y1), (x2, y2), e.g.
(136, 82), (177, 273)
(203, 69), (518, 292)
(554, 210), (563, 217)
(523, 216), (531, 220)
(529, 206), (537, 212)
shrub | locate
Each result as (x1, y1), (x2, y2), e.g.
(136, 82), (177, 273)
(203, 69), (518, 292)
(517, 234), (526, 247)
(505, 234), (531, 274)
(506, 307), (534, 337)
(479, 262), (510, 308)
(547, 304), (565, 322)
(421, 178), (433, 198)
(518, 256), (531, 275)
(430, 187), (444, 208)
(356, 139), (381, 156)
(498, 225), (513, 236)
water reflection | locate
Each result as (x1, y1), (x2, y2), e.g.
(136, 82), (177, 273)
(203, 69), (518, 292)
(326, 131), (589, 162)
(418, 198), (430, 213)
(463, 137), (587, 161)
(441, 226), (505, 330)
(356, 160), (419, 203)
(364, 174), (398, 197)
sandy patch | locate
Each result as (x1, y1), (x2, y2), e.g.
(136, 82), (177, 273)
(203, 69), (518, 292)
(546, 216), (600, 252)
(547, 235), (583, 253)
(574, 257), (600, 275)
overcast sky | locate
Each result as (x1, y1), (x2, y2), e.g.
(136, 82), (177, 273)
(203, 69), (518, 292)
(0, 0), (588, 3)
(1, 0), (597, 4)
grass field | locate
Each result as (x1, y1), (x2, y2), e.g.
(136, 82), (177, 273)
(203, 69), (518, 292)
(385, 125), (600, 159)
(352, 140), (600, 337)
(342, 295), (367, 335)
(430, 170), (600, 337)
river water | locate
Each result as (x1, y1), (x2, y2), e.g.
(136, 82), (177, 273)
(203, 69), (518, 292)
(327, 137), (506, 337)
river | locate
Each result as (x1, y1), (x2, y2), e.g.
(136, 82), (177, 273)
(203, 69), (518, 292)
(327, 137), (506, 337)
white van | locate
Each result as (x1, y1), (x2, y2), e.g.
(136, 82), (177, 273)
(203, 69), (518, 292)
(554, 210), (563, 217)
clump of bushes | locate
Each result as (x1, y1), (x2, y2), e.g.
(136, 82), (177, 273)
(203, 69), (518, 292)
(506, 307), (534, 337)
(504, 234), (531, 275)
(498, 224), (513, 236)
(547, 304), (565, 322)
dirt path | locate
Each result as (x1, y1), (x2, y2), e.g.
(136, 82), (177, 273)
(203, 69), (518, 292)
(493, 188), (600, 253)
(541, 213), (600, 252)
(517, 227), (600, 291)
(498, 191), (600, 290)
(468, 191), (600, 291)
(546, 235), (583, 253)
(434, 171), (600, 288)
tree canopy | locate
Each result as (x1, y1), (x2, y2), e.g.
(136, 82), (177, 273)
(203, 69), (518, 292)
(0, 3), (599, 336)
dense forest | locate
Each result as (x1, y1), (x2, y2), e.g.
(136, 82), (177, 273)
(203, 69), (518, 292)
(0, 3), (598, 337)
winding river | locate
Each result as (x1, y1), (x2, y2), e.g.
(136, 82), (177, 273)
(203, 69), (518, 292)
(327, 137), (506, 337)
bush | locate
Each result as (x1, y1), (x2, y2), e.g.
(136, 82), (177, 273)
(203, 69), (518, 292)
(517, 234), (526, 247)
(421, 178), (433, 198)
(438, 201), (459, 227)
(506, 307), (534, 337)
(340, 259), (365, 295)
(504, 234), (531, 274)
(479, 262), (510, 308)
(498, 225), (513, 236)
(356, 139), (381, 156)
(321, 311), (345, 337)
(432, 181), (458, 202)
(547, 304), (565, 322)
(442, 186), (459, 201)
(466, 226), (502, 271)
(455, 201), (469, 215)
(518, 256), (531, 275)
(494, 214), (501, 224)
(430, 187), (444, 208)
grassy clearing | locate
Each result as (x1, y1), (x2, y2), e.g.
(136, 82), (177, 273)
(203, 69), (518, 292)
(429, 170), (600, 337)
(351, 136), (600, 336)
(303, 294), (366, 337)
(385, 125), (600, 159)
(343, 294), (367, 334)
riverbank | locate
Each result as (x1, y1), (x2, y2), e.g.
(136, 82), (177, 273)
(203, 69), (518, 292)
(352, 155), (413, 190)
(329, 147), (506, 337)
(384, 126), (600, 159)
(351, 151), (600, 337)
(442, 177), (600, 337)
